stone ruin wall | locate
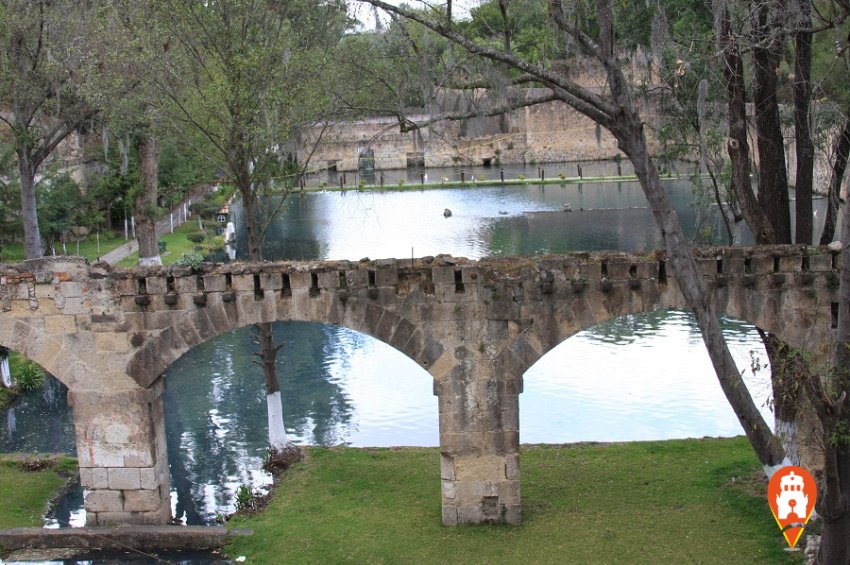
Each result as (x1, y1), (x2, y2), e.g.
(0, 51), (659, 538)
(302, 88), (662, 174)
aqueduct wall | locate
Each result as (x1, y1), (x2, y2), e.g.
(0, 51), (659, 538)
(0, 245), (838, 526)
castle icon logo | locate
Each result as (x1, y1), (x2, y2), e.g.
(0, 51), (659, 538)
(767, 465), (817, 549)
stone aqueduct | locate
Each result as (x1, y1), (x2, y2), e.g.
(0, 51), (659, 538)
(0, 245), (839, 526)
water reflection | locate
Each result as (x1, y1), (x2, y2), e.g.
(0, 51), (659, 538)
(0, 376), (75, 454)
(522, 311), (772, 443)
(239, 178), (747, 261)
(164, 322), (435, 524)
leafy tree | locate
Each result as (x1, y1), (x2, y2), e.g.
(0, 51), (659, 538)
(158, 141), (216, 206)
(35, 172), (82, 256)
(0, 0), (102, 259)
(160, 0), (350, 456)
(86, 1), (174, 266)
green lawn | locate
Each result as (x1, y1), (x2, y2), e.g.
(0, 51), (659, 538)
(0, 460), (67, 529)
(1, 222), (217, 268)
(224, 438), (800, 564)
(1, 234), (127, 264)
(116, 221), (224, 268)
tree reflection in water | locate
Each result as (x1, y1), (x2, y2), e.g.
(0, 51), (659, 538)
(164, 321), (354, 524)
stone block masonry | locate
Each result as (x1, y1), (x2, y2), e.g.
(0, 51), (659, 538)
(0, 244), (839, 526)
(69, 381), (171, 526)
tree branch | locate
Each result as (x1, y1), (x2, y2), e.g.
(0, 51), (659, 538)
(358, 0), (617, 122)
(397, 91), (560, 132)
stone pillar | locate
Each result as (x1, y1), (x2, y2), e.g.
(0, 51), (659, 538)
(436, 366), (521, 525)
(69, 380), (171, 526)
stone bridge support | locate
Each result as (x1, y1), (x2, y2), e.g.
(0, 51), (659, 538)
(436, 363), (521, 525)
(70, 381), (170, 526)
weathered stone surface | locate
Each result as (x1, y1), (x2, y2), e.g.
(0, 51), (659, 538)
(505, 453), (520, 480)
(454, 455), (507, 481)
(94, 332), (130, 353)
(123, 489), (164, 512)
(108, 468), (141, 490)
(85, 490), (124, 513)
(0, 526), (249, 551)
(91, 467), (110, 489)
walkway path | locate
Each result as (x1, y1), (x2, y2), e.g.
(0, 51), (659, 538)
(99, 185), (215, 266)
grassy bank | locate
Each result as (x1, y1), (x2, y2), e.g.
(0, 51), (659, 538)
(225, 438), (799, 564)
(0, 459), (70, 529)
(1, 234), (127, 264)
(116, 221), (225, 268)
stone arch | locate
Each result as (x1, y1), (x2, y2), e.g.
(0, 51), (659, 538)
(0, 316), (106, 391)
(494, 282), (829, 384)
(126, 295), (448, 389)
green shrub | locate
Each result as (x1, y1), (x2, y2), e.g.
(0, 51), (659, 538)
(190, 201), (220, 219)
(174, 252), (205, 269)
(235, 484), (259, 512)
(187, 232), (206, 244)
(13, 358), (46, 392)
(55, 456), (78, 473)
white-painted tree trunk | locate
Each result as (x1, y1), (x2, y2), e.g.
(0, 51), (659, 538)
(775, 419), (800, 466)
(763, 456), (794, 480)
(266, 391), (290, 450)
(1, 355), (11, 388)
(138, 255), (163, 267)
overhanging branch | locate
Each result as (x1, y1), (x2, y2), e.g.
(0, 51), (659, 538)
(358, 0), (617, 123)
(396, 91), (561, 132)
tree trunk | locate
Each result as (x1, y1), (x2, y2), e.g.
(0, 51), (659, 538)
(716, 5), (775, 244)
(747, 3), (810, 469)
(257, 322), (290, 450)
(751, 2), (791, 244)
(238, 160), (293, 453)
(813, 154), (850, 563)
(17, 150), (43, 260)
(136, 135), (162, 266)
(793, 1), (814, 245)
(619, 123), (785, 470)
(818, 488), (850, 564)
(820, 114), (850, 246)
(759, 330), (806, 465)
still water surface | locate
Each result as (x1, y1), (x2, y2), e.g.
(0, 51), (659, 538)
(1, 163), (793, 525)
